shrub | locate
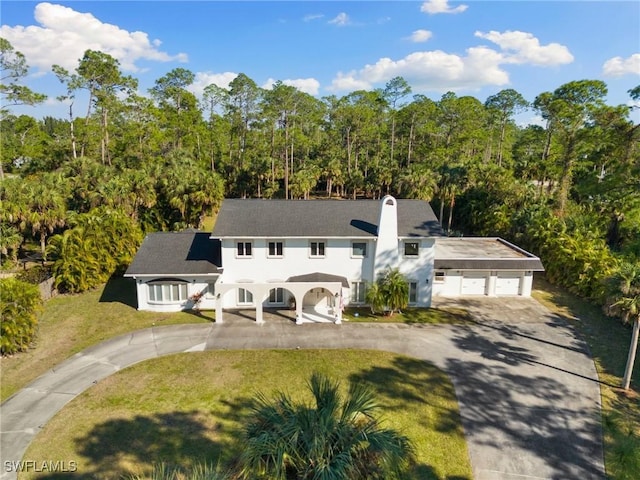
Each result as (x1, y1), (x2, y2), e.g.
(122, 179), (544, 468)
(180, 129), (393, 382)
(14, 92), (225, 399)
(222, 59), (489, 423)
(0, 277), (42, 355)
(48, 208), (142, 293)
(16, 265), (52, 285)
(366, 269), (409, 316)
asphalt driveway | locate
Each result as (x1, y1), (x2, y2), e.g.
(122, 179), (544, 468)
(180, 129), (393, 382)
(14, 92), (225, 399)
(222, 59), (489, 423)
(0, 298), (605, 480)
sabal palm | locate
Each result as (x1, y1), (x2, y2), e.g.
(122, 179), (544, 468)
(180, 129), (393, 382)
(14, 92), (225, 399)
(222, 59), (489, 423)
(125, 462), (232, 480)
(241, 372), (413, 480)
(2, 174), (68, 259)
(0, 223), (22, 262)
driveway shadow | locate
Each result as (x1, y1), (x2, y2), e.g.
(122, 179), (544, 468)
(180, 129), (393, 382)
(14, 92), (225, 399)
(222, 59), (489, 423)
(349, 357), (471, 479)
(447, 316), (605, 479)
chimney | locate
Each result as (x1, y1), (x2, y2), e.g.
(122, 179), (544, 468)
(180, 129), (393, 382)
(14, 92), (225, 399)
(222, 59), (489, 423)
(374, 195), (399, 277)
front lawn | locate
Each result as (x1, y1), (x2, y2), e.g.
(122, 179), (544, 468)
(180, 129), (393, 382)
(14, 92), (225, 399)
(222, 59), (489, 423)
(21, 350), (472, 480)
(0, 277), (210, 401)
(532, 275), (640, 479)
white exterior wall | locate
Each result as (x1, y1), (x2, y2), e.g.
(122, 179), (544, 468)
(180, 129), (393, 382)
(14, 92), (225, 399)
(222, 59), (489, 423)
(521, 271), (533, 296)
(397, 238), (435, 307)
(219, 238), (376, 308)
(134, 275), (219, 312)
(432, 270), (464, 297)
(218, 236), (436, 308)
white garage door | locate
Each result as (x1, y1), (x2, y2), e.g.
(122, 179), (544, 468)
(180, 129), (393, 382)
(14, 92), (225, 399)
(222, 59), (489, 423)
(496, 272), (522, 296)
(461, 273), (488, 295)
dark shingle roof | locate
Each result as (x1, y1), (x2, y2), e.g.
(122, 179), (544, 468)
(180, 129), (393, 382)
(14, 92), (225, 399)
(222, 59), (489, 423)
(211, 199), (444, 238)
(125, 232), (221, 276)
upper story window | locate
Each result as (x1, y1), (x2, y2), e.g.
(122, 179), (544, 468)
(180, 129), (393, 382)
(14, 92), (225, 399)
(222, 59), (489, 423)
(434, 271), (446, 283)
(268, 241), (284, 258)
(310, 241), (325, 258)
(351, 242), (367, 258)
(237, 241), (252, 257)
(404, 241), (419, 257)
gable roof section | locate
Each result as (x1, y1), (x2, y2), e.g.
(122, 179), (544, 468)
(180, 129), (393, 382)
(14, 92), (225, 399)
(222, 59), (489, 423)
(125, 232), (221, 276)
(211, 199), (444, 238)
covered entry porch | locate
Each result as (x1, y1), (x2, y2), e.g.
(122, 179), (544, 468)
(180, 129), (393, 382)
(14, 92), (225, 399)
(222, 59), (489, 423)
(214, 272), (349, 325)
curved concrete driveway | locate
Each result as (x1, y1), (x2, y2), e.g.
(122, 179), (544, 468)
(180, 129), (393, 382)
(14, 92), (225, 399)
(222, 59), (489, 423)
(1, 299), (604, 480)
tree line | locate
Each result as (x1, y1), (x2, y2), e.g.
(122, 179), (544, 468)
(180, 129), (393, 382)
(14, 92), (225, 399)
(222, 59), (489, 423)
(1, 41), (639, 387)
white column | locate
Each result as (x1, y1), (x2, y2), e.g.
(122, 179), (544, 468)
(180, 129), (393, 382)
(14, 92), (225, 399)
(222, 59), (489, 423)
(295, 293), (303, 324)
(256, 301), (264, 324)
(488, 272), (497, 296)
(215, 296), (223, 324)
(335, 305), (342, 324)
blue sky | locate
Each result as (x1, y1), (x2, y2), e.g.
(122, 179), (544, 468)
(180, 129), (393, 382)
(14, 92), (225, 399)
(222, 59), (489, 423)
(2, 1), (639, 123)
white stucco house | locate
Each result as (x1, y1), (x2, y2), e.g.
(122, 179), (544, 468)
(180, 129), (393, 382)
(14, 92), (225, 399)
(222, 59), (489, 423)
(125, 195), (544, 323)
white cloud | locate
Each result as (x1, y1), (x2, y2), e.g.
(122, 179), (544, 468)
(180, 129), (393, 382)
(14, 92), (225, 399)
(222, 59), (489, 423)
(329, 46), (509, 92)
(409, 29), (433, 43)
(602, 54), (640, 77)
(329, 12), (350, 26)
(303, 13), (324, 22)
(262, 78), (321, 96)
(328, 30), (570, 93)
(518, 114), (545, 127)
(190, 74), (321, 99)
(420, 0), (468, 15)
(475, 30), (573, 66)
(0, 2), (187, 73)
(189, 72), (239, 97)
(329, 72), (373, 92)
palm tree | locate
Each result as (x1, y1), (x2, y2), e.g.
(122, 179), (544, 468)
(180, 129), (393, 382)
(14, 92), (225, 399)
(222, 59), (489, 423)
(19, 173), (69, 259)
(125, 462), (232, 480)
(0, 223), (22, 263)
(365, 281), (384, 315)
(379, 268), (409, 316)
(606, 262), (640, 391)
(241, 372), (414, 480)
(48, 207), (142, 293)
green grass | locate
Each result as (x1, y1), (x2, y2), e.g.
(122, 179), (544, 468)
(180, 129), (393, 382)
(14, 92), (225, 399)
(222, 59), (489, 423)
(0, 277), (210, 401)
(7, 272), (638, 478)
(532, 275), (640, 480)
(343, 306), (473, 324)
(21, 350), (472, 480)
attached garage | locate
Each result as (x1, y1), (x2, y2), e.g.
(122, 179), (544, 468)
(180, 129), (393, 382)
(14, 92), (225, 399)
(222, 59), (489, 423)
(461, 272), (489, 295)
(495, 271), (522, 296)
(433, 238), (544, 298)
